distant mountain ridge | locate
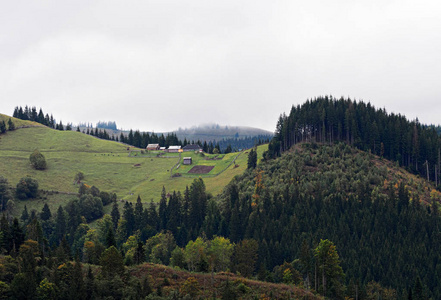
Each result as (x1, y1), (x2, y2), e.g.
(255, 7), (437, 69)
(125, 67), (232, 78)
(77, 123), (273, 143)
(172, 123), (273, 142)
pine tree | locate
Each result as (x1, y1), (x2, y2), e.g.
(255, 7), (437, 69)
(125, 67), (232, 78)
(40, 203), (52, 221)
(54, 206), (67, 245)
(111, 201), (120, 229)
(166, 191), (182, 236)
(148, 200), (159, 231)
(85, 266), (95, 300)
(314, 239), (345, 298)
(100, 246), (124, 278)
(105, 227), (116, 248)
(247, 148), (257, 169)
(134, 195), (144, 231)
(159, 187), (168, 230)
(122, 201), (135, 237)
(7, 118), (15, 131)
(0, 120), (6, 134)
(21, 205), (29, 222)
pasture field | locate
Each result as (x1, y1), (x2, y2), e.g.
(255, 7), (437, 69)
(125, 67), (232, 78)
(0, 122), (266, 216)
(0, 113), (44, 129)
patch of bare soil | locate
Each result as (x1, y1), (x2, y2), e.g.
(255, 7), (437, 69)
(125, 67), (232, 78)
(188, 165), (214, 174)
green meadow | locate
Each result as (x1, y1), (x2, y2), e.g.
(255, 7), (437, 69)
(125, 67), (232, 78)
(0, 121), (266, 215)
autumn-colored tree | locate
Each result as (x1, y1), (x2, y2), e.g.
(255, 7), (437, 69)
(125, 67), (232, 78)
(0, 281), (10, 299)
(36, 278), (57, 300)
(180, 277), (200, 298)
(365, 281), (397, 300)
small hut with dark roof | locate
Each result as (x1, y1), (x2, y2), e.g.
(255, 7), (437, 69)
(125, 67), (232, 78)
(183, 144), (202, 152)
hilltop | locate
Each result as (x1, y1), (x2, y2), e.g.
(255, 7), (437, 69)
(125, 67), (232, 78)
(0, 113), (44, 129)
(214, 141), (441, 298)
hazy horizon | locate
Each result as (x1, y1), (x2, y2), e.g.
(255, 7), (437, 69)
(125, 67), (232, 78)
(1, 1), (440, 132)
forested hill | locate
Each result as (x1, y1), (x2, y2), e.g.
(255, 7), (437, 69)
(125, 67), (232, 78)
(267, 96), (441, 188)
(218, 142), (441, 298)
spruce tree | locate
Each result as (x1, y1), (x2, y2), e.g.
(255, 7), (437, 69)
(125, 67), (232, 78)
(8, 118), (15, 131)
(134, 195), (144, 231)
(40, 203), (52, 221)
(0, 120), (6, 133)
(111, 201), (120, 229)
(122, 201), (135, 236)
(21, 205), (29, 222)
(159, 187), (167, 230)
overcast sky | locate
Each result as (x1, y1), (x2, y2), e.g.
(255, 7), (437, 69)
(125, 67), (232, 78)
(1, 0), (440, 132)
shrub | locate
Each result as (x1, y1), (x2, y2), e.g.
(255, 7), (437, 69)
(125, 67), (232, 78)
(16, 177), (39, 199)
(29, 149), (47, 170)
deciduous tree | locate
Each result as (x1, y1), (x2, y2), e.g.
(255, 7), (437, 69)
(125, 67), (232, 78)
(29, 149), (47, 170)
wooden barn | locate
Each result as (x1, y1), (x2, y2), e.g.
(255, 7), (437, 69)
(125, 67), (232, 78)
(167, 145), (182, 153)
(146, 144), (160, 151)
(183, 157), (192, 165)
(183, 144), (202, 152)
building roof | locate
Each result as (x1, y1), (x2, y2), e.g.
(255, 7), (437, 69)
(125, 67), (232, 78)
(183, 157), (192, 160)
(183, 144), (202, 150)
(168, 145), (182, 150)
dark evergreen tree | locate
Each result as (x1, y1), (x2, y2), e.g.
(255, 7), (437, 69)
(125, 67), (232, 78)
(111, 201), (120, 229)
(0, 120), (6, 134)
(21, 205), (29, 222)
(159, 187), (168, 230)
(7, 118), (15, 131)
(166, 191), (182, 236)
(122, 201), (135, 237)
(148, 200), (159, 231)
(54, 205), (67, 245)
(40, 203), (52, 221)
(247, 147), (257, 169)
(134, 195), (144, 231)
(105, 227), (116, 248)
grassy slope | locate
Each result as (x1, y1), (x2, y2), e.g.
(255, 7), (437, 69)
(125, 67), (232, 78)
(0, 120), (266, 215)
(0, 113), (44, 128)
(129, 262), (320, 300)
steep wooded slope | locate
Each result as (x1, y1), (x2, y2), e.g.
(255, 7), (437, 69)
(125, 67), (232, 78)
(216, 142), (441, 298)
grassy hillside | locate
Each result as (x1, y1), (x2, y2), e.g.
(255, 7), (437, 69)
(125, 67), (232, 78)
(128, 262), (320, 299)
(0, 113), (43, 128)
(0, 122), (265, 216)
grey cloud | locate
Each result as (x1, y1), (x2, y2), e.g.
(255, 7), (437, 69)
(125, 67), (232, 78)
(1, 1), (440, 132)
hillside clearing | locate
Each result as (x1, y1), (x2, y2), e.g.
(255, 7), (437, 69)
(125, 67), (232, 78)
(0, 124), (266, 216)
